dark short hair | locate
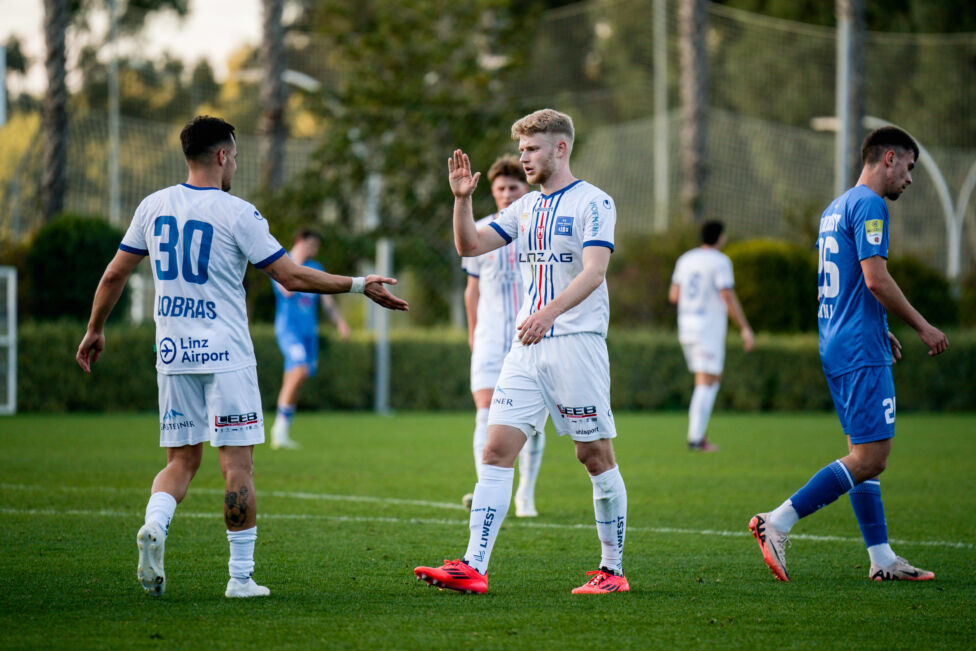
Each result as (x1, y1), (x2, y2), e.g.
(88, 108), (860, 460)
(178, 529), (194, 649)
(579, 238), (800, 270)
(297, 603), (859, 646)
(701, 220), (724, 245)
(293, 227), (323, 244)
(487, 155), (526, 184)
(180, 116), (236, 162)
(861, 126), (918, 165)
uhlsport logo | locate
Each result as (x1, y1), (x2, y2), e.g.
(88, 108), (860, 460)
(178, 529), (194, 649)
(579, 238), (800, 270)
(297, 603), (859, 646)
(158, 337), (177, 364)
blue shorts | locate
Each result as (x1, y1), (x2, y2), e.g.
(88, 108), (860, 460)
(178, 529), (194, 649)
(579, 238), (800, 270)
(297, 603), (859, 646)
(825, 365), (896, 444)
(276, 330), (318, 376)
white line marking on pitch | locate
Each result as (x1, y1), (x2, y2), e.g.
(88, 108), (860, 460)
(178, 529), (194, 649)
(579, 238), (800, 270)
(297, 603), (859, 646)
(0, 506), (970, 550)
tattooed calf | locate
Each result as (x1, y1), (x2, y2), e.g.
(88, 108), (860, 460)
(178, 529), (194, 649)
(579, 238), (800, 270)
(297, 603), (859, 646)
(224, 486), (250, 527)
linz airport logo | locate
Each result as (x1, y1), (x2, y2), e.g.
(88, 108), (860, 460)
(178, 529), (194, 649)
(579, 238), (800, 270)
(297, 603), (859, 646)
(215, 412), (260, 428)
(158, 337), (177, 364)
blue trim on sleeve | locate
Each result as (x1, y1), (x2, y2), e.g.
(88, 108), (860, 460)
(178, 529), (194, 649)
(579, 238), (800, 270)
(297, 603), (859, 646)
(465, 271), (480, 278)
(488, 221), (513, 244)
(119, 243), (148, 256)
(583, 240), (614, 252)
(180, 183), (220, 191)
(255, 247), (287, 268)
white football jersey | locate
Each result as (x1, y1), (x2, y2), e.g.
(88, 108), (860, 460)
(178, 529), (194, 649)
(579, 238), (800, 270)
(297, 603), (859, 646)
(671, 247), (735, 344)
(462, 215), (523, 358)
(120, 183), (286, 374)
(491, 180), (615, 338)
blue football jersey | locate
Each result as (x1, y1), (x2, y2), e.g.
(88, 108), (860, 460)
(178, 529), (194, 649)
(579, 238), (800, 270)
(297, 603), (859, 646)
(817, 184), (891, 378)
(273, 259), (323, 336)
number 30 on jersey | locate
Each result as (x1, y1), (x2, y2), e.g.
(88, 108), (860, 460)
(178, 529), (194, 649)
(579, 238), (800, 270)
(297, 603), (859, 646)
(153, 216), (214, 285)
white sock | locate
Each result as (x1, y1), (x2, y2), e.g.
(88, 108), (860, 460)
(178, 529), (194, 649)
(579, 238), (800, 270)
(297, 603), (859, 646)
(227, 526), (257, 581)
(472, 408), (489, 481)
(768, 499), (800, 533)
(463, 464), (513, 574)
(688, 383), (719, 444)
(867, 543), (897, 567)
(516, 431), (545, 504)
(145, 491), (177, 536)
(591, 465), (627, 575)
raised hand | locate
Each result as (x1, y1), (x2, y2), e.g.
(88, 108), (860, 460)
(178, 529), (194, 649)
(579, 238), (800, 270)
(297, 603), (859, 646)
(448, 149), (481, 198)
(364, 275), (409, 311)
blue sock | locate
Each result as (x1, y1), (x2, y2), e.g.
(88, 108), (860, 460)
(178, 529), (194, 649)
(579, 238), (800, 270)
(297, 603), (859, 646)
(849, 479), (888, 547)
(276, 404), (295, 424)
(789, 460), (855, 518)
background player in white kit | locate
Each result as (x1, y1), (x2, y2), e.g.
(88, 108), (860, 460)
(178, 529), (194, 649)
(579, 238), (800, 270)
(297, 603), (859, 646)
(461, 155), (545, 517)
(76, 116), (407, 598)
(415, 109), (629, 595)
(669, 220), (754, 451)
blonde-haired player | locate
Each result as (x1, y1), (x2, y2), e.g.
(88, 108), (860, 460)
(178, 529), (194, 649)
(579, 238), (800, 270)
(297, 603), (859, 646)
(415, 109), (629, 594)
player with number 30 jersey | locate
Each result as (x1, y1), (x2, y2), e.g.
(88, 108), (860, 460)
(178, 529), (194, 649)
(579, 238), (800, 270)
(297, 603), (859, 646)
(121, 184), (285, 375)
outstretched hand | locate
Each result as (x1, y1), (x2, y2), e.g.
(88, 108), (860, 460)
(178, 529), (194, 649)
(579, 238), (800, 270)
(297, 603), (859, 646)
(448, 149), (480, 198)
(76, 331), (105, 373)
(364, 275), (409, 311)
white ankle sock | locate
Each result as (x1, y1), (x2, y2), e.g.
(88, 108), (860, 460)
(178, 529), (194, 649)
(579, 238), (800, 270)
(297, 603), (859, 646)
(516, 431), (545, 503)
(688, 383), (719, 444)
(463, 464), (513, 574)
(867, 543), (897, 567)
(145, 491), (177, 536)
(591, 466), (627, 575)
(768, 499), (799, 533)
(227, 526), (257, 581)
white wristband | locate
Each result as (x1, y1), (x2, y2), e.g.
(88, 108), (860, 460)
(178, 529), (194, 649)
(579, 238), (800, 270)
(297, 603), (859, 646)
(349, 276), (366, 294)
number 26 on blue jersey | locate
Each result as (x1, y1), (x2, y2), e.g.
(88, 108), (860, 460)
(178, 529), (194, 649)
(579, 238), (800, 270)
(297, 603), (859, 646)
(153, 216), (214, 285)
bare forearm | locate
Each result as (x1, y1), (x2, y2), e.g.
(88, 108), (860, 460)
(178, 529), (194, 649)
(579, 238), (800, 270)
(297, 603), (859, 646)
(271, 266), (351, 294)
(538, 266), (604, 322)
(867, 275), (927, 331)
(86, 271), (129, 332)
(464, 287), (479, 341)
(454, 196), (479, 256)
(722, 291), (751, 332)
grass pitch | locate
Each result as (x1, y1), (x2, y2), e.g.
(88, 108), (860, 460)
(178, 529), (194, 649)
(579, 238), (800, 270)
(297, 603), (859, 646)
(1, 411), (974, 649)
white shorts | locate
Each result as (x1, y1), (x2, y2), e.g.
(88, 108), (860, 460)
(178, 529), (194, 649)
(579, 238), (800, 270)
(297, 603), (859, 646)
(681, 338), (725, 375)
(488, 333), (615, 442)
(157, 366), (265, 448)
(470, 343), (506, 393)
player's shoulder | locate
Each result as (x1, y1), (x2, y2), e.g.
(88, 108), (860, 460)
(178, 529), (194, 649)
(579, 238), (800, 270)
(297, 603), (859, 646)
(845, 185), (886, 215)
(571, 180), (613, 203)
(475, 214), (496, 228)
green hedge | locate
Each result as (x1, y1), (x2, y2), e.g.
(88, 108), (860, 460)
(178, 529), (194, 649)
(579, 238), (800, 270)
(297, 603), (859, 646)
(17, 323), (976, 412)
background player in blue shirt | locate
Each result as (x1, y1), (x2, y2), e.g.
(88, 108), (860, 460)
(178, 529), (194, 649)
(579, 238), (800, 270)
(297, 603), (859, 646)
(749, 126), (948, 582)
(270, 229), (350, 449)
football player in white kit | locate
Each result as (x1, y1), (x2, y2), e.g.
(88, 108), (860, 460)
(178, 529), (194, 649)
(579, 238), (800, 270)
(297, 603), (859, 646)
(415, 109), (629, 595)
(76, 116), (407, 598)
(461, 155), (546, 518)
(669, 220), (754, 451)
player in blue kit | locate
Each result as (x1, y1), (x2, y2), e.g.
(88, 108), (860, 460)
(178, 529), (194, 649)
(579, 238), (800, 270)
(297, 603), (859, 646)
(270, 229), (350, 449)
(76, 116), (407, 598)
(749, 126), (948, 582)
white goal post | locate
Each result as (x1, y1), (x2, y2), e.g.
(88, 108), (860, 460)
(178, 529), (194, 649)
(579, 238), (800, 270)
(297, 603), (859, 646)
(0, 266), (16, 414)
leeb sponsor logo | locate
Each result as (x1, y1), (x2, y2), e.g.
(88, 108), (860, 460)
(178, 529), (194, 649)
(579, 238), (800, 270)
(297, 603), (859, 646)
(215, 412), (260, 428)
